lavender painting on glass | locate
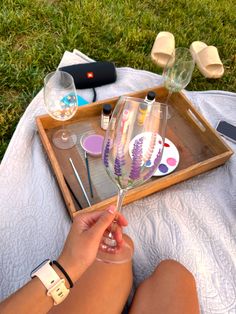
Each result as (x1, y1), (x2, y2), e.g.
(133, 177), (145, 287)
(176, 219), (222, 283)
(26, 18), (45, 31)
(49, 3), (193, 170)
(97, 96), (168, 264)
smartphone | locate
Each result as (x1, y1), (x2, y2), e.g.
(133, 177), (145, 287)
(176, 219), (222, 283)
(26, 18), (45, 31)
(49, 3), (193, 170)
(215, 120), (236, 143)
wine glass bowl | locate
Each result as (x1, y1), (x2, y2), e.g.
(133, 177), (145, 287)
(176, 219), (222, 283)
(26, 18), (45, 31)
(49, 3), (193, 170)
(44, 71), (78, 149)
(163, 47), (195, 93)
(97, 96), (168, 263)
(162, 47), (195, 119)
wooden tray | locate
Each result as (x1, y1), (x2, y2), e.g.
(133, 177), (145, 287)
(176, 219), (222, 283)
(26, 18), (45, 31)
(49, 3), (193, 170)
(36, 86), (233, 219)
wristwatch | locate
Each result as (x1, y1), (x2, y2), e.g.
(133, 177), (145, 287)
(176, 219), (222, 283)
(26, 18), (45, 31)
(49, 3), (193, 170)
(31, 259), (70, 305)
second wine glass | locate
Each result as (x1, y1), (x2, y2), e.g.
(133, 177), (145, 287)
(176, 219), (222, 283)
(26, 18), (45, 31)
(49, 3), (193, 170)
(162, 47), (195, 116)
(97, 96), (168, 264)
(44, 71), (78, 149)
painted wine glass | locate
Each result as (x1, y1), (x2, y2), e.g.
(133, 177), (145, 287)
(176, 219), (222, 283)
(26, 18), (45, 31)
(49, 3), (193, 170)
(97, 96), (168, 263)
(162, 47), (195, 117)
(44, 71), (78, 149)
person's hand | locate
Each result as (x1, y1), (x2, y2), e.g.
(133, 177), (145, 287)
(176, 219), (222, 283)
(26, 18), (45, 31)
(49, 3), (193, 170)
(57, 205), (128, 283)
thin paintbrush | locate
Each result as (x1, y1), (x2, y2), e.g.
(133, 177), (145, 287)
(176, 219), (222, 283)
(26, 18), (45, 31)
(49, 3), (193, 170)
(69, 157), (91, 207)
(84, 151), (94, 198)
(63, 176), (83, 210)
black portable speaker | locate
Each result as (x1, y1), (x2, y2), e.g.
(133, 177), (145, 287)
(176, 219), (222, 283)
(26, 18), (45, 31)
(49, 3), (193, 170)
(59, 61), (117, 89)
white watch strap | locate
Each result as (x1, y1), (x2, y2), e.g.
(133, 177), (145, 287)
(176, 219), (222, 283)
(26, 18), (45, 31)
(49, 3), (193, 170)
(31, 260), (70, 305)
(33, 260), (60, 290)
(47, 279), (70, 305)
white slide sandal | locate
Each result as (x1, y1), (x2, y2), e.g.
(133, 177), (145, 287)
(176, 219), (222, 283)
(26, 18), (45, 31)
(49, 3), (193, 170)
(190, 41), (224, 78)
(151, 31), (175, 68)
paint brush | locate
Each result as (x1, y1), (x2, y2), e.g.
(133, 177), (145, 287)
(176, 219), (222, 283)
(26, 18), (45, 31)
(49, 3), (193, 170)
(63, 175), (83, 210)
(84, 151), (94, 198)
(69, 158), (91, 207)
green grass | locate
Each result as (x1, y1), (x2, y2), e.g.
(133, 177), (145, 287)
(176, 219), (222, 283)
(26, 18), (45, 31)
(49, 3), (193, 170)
(0, 0), (235, 160)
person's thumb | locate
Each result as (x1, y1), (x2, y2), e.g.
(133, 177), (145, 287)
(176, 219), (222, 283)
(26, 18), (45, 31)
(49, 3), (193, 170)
(90, 206), (116, 238)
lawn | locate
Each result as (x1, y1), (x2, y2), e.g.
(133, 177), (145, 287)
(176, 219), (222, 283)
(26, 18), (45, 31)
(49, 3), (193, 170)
(0, 0), (235, 160)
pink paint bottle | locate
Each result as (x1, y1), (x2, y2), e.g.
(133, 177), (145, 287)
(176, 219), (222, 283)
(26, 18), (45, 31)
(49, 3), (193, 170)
(121, 109), (130, 133)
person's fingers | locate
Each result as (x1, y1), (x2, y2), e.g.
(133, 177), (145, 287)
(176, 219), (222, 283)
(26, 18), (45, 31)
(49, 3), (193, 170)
(74, 206), (116, 231)
(115, 212), (128, 227)
(75, 210), (105, 228)
(74, 206), (128, 238)
(113, 224), (123, 243)
(89, 208), (116, 238)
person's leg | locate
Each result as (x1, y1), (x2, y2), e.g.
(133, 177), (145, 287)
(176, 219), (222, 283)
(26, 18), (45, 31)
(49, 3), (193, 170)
(129, 259), (199, 314)
(50, 235), (133, 314)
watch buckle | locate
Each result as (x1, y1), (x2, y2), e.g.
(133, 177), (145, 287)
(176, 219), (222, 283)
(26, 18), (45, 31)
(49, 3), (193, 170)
(47, 279), (69, 305)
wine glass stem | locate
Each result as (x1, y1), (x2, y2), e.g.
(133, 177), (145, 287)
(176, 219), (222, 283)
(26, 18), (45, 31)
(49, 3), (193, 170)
(107, 188), (126, 241)
(61, 123), (68, 142)
(166, 91), (173, 120)
(166, 91), (173, 105)
(116, 188), (126, 212)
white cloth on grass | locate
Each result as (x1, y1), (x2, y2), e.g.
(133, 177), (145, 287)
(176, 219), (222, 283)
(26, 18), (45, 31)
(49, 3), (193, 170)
(0, 50), (235, 313)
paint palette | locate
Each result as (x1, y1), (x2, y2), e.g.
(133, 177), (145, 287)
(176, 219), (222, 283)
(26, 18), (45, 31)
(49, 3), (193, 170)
(154, 138), (179, 176)
(129, 134), (179, 177)
(80, 132), (104, 157)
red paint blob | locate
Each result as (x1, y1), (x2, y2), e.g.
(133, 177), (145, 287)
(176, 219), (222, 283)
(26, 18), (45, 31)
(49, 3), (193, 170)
(164, 143), (170, 147)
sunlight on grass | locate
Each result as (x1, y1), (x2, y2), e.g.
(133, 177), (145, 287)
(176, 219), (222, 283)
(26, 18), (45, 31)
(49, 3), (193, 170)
(0, 0), (235, 160)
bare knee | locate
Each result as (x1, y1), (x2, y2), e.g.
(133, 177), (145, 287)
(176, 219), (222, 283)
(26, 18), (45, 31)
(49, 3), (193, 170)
(155, 259), (193, 274)
(133, 259), (196, 293)
(153, 259), (197, 287)
(129, 260), (199, 314)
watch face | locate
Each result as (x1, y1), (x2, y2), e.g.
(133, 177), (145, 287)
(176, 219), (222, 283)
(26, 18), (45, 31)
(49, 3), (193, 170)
(31, 259), (51, 277)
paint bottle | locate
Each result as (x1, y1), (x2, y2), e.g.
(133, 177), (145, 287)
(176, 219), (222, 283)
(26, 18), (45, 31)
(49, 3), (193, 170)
(138, 91), (156, 125)
(137, 103), (148, 125)
(145, 91), (156, 105)
(101, 104), (112, 130)
(121, 109), (130, 133)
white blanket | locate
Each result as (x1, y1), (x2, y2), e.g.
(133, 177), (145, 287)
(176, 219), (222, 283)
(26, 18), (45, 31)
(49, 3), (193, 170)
(0, 50), (235, 313)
